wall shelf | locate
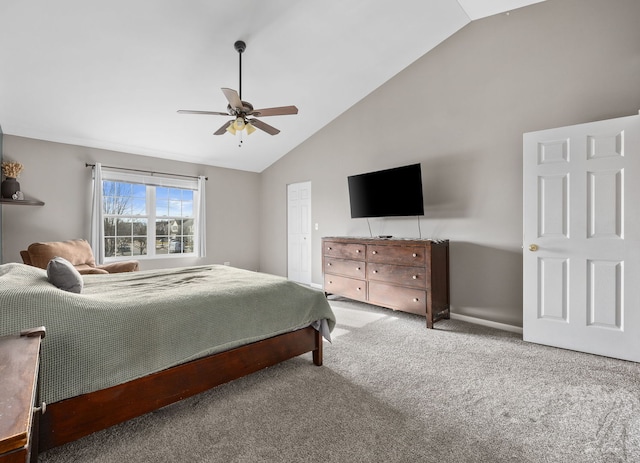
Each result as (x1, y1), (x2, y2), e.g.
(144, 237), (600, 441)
(0, 198), (45, 206)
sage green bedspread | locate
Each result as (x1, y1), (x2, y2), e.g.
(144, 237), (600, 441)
(0, 263), (335, 404)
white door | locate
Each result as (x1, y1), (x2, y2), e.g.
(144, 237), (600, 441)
(287, 182), (312, 285)
(523, 114), (640, 362)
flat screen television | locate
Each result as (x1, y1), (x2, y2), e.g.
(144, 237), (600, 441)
(347, 163), (424, 218)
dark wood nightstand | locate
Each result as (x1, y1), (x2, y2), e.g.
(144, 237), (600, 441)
(0, 327), (46, 463)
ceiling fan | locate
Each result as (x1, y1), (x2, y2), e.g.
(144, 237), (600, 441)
(177, 40), (298, 137)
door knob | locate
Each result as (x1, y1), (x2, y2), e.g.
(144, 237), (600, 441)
(529, 244), (539, 252)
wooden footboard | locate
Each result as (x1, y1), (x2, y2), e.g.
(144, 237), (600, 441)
(39, 326), (323, 452)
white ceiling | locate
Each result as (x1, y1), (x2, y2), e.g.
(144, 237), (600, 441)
(0, 0), (544, 173)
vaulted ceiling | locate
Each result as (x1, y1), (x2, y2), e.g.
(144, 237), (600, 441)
(0, 0), (544, 172)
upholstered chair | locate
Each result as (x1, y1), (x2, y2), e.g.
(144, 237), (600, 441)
(20, 239), (139, 274)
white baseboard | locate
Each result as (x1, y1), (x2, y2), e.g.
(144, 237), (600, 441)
(449, 313), (523, 335)
(310, 282), (323, 290)
(320, 290), (523, 335)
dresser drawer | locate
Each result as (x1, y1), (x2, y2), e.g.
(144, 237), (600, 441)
(368, 244), (426, 266)
(368, 282), (426, 316)
(324, 274), (367, 302)
(367, 262), (428, 289)
(324, 257), (365, 279)
(323, 241), (366, 260)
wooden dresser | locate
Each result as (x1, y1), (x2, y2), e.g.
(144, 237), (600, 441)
(0, 327), (46, 463)
(322, 237), (450, 328)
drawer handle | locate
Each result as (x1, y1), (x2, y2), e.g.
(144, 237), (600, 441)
(412, 275), (418, 279)
(356, 267), (361, 271)
(327, 263), (332, 266)
(357, 287), (362, 291)
(356, 249), (361, 253)
(327, 247), (332, 250)
(329, 280), (333, 284)
(412, 253), (418, 257)
(372, 251), (377, 255)
(34, 402), (47, 415)
(413, 298), (420, 302)
(373, 270), (378, 274)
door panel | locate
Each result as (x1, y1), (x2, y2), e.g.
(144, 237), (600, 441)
(538, 257), (568, 322)
(523, 114), (640, 362)
(538, 174), (568, 238)
(587, 259), (622, 329)
(587, 170), (622, 238)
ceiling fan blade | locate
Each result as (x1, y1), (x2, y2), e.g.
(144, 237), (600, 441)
(221, 88), (243, 109)
(214, 120), (233, 135)
(250, 105), (299, 117)
(248, 118), (280, 135)
(178, 110), (229, 116)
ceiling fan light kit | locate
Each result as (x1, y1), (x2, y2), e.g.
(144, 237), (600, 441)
(226, 117), (256, 136)
(178, 40), (298, 143)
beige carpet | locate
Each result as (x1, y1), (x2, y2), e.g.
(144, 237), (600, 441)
(39, 298), (640, 462)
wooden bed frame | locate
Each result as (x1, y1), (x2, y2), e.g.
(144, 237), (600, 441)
(38, 326), (323, 452)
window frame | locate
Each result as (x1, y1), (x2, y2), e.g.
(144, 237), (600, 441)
(96, 168), (202, 262)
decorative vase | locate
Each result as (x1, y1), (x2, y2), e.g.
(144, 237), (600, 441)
(1, 177), (21, 199)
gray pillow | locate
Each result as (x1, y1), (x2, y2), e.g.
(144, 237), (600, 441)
(47, 256), (83, 293)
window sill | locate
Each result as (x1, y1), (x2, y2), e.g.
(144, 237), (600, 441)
(104, 253), (197, 263)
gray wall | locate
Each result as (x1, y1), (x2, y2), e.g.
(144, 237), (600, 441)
(1, 135), (261, 271)
(259, 0), (640, 327)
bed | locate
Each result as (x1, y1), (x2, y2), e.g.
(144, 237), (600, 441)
(0, 263), (335, 452)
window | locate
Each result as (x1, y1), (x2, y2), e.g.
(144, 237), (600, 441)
(154, 187), (195, 256)
(91, 164), (206, 262)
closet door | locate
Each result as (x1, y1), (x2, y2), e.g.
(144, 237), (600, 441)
(287, 181), (312, 285)
(523, 114), (640, 362)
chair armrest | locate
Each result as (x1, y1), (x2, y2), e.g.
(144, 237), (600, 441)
(78, 267), (109, 275)
(97, 261), (140, 273)
(20, 250), (32, 266)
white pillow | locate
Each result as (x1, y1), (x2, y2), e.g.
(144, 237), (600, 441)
(47, 256), (83, 293)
